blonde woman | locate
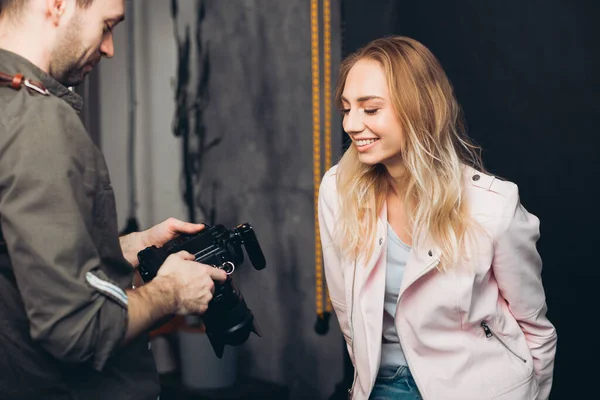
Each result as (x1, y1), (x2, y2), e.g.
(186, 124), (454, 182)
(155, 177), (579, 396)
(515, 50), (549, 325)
(318, 36), (557, 400)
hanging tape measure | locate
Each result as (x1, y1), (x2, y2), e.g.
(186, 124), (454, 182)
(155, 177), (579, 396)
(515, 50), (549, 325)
(312, 0), (333, 335)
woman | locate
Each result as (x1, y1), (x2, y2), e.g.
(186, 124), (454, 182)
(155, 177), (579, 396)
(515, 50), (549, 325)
(318, 36), (557, 400)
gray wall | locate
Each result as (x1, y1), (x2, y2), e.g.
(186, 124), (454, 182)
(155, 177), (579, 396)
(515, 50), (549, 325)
(98, 0), (344, 398)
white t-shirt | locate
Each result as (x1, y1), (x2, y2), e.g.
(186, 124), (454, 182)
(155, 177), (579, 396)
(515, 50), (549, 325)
(380, 222), (411, 368)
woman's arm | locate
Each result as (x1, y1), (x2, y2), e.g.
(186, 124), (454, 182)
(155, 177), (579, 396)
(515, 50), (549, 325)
(492, 184), (558, 400)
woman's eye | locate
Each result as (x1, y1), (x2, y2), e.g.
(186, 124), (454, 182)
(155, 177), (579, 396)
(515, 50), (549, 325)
(340, 109), (350, 115)
(364, 109), (379, 115)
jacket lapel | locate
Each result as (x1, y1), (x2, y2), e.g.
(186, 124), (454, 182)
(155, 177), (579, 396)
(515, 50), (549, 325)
(358, 201), (388, 292)
(399, 231), (442, 299)
(359, 201), (442, 297)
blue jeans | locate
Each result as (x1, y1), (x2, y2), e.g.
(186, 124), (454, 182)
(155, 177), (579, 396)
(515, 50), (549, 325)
(369, 365), (423, 400)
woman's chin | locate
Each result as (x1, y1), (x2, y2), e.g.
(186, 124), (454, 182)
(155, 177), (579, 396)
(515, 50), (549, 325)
(357, 153), (382, 166)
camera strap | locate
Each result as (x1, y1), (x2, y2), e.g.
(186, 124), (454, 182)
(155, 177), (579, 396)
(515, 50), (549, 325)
(0, 71), (50, 96)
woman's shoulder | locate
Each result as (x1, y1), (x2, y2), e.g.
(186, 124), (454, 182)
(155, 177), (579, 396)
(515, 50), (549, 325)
(462, 165), (518, 198)
(462, 165), (521, 222)
(318, 165), (342, 216)
(320, 165), (339, 190)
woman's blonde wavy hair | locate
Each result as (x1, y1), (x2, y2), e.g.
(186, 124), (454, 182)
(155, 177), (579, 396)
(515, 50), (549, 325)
(334, 36), (484, 269)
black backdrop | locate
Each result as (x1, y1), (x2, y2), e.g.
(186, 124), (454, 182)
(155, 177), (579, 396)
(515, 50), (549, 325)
(341, 1), (600, 399)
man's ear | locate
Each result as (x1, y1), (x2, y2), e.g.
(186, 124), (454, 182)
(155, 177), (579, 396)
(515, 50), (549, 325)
(46, 0), (68, 26)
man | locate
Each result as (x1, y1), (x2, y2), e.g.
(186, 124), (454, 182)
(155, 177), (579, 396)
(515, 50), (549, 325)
(0, 0), (227, 398)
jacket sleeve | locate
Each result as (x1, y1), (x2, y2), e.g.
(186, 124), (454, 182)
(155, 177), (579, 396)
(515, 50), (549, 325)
(318, 169), (354, 360)
(492, 183), (557, 400)
(0, 100), (128, 371)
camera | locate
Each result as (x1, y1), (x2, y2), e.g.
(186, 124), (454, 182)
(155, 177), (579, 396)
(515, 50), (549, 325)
(137, 222), (266, 358)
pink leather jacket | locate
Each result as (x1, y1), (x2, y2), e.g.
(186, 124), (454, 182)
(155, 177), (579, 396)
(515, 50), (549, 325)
(318, 165), (557, 400)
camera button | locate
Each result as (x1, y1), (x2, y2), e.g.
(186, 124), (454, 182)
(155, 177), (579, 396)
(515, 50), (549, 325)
(220, 261), (236, 274)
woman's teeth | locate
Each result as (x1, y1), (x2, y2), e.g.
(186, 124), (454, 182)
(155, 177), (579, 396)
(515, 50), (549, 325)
(356, 139), (378, 147)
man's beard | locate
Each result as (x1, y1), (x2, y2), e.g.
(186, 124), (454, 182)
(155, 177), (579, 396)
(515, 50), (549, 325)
(51, 60), (86, 87)
(52, 55), (99, 87)
(49, 17), (98, 87)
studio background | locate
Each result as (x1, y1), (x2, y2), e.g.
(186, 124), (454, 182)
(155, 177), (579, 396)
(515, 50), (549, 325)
(90, 1), (597, 399)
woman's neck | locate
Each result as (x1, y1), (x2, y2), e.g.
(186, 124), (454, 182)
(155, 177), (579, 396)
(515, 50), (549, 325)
(385, 162), (409, 198)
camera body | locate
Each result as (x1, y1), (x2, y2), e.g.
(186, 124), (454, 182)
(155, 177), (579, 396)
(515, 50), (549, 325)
(137, 222), (266, 358)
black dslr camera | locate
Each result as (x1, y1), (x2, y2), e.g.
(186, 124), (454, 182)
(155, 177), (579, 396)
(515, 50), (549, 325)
(137, 222), (266, 358)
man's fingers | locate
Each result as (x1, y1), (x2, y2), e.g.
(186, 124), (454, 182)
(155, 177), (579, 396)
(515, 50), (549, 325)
(176, 250), (196, 261)
(168, 218), (205, 234)
(207, 266), (228, 283)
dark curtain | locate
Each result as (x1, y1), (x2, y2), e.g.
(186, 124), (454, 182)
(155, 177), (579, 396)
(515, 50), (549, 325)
(341, 1), (600, 398)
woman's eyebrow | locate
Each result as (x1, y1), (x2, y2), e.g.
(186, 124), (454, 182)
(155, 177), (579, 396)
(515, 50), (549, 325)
(340, 95), (385, 103)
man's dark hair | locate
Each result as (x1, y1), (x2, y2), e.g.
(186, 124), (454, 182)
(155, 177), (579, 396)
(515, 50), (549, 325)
(1, 0), (94, 17)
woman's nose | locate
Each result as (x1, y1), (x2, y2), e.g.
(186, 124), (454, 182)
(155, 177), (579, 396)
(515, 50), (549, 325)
(343, 109), (365, 134)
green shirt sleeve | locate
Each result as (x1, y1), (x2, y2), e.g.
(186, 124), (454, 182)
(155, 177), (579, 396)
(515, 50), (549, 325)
(0, 95), (128, 371)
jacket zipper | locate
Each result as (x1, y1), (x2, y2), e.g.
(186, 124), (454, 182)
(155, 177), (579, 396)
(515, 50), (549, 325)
(480, 321), (527, 363)
(347, 370), (358, 399)
(348, 259), (358, 400)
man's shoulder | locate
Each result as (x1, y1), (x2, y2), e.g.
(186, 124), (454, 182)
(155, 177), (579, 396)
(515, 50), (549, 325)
(0, 87), (89, 150)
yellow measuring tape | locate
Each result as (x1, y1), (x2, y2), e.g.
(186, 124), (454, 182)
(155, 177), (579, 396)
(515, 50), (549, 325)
(312, 0), (333, 325)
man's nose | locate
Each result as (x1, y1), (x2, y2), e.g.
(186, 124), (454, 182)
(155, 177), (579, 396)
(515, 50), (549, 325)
(100, 34), (115, 58)
(343, 109), (365, 134)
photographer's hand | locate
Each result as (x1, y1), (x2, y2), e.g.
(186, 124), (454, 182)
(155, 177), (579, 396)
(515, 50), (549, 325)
(123, 251), (227, 344)
(120, 218), (205, 268)
(155, 251), (227, 315)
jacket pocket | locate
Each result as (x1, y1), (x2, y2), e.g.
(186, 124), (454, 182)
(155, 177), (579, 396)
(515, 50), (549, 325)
(480, 320), (527, 364)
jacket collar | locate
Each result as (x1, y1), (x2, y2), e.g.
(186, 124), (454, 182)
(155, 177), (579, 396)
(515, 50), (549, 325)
(0, 48), (83, 111)
(359, 200), (442, 295)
